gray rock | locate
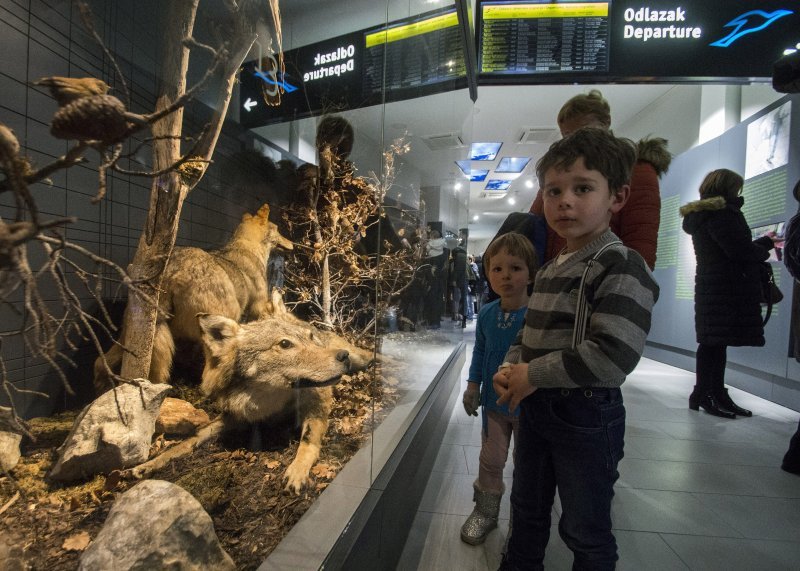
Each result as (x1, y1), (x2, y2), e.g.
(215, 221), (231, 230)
(0, 431), (22, 471)
(78, 480), (235, 570)
(48, 380), (172, 482)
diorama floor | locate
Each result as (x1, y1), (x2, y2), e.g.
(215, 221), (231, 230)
(399, 329), (800, 571)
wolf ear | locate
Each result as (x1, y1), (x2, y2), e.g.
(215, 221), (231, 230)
(197, 313), (240, 356)
(269, 290), (289, 316)
(269, 223), (294, 250)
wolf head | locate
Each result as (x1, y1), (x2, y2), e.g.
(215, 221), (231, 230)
(197, 313), (370, 422)
(235, 203), (293, 251)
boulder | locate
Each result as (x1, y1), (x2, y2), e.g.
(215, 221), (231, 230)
(48, 380), (171, 482)
(78, 480), (235, 570)
(156, 398), (210, 436)
(0, 431), (22, 471)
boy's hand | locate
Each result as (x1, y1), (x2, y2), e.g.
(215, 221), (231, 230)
(462, 383), (480, 416)
(494, 364), (536, 412)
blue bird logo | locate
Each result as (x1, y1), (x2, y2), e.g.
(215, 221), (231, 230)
(710, 9), (793, 47)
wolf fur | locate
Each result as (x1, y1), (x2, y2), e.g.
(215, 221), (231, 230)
(94, 204), (293, 392)
(197, 312), (373, 493)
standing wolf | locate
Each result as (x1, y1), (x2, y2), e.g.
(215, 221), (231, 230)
(197, 312), (374, 493)
(94, 204), (292, 392)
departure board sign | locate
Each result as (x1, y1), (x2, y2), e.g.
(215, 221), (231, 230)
(478, 0), (800, 83)
(239, 7), (467, 128)
(363, 10), (466, 102)
(480, 1), (610, 76)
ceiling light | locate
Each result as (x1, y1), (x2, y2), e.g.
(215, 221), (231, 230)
(454, 182), (462, 190)
(525, 179), (535, 188)
(473, 215), (479, 221)
(508, 197), (516, 205)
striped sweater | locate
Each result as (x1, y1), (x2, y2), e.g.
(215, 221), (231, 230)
(504, 230), (659, 389)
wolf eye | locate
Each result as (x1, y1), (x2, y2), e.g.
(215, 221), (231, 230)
(278, 339), (293, 349)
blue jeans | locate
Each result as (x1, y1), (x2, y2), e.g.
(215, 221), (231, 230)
(501, 387), (625, 571)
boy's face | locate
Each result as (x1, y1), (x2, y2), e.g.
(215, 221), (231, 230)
(541, 157), (628, 253)
(485, 249), (531, 304)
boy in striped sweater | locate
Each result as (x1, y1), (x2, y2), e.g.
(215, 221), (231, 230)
(494, 128), (659, 570)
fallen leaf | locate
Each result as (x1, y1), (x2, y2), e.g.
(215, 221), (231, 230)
(264, 460), (281, 470)
(310, 463), (336, 479)
(62, 531), (91, 551)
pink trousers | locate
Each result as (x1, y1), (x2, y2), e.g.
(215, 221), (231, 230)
(477, 409), (519, 495)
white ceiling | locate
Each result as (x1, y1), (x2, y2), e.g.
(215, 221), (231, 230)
(343, 83), (677, 246)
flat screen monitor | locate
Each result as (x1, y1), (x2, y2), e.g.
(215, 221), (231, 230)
(495, 157), (531, 173)
(477, 0), (799, 83)
(485, 179), (511, 191)
(470, 142), (503, 161)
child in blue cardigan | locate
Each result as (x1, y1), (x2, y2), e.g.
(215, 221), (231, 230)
(460, 232), (538, 545)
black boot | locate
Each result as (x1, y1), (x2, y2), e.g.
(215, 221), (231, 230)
(714, 388), (752, 417)
(689, 390), (736, 419)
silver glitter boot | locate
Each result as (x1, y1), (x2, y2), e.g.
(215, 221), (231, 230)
(460, 488), (502, 545)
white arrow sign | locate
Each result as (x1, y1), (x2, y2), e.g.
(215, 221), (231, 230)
(244, 98), (257, 112)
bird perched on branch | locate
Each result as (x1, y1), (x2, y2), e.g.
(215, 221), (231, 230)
(33, 76), (110, 107)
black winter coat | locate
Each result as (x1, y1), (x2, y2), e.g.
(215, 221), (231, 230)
(680, 195), (773, 347)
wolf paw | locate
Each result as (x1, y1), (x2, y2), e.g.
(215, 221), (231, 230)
(283, 463), (309, 495)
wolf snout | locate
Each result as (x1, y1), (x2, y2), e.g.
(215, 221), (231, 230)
(336, 350), (350, 363)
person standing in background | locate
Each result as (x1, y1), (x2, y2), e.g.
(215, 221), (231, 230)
(680, 169), (777, 419)
(529, 89), (671, 269)
(781, 179), (800, 474)
(424, 229), (448, 329)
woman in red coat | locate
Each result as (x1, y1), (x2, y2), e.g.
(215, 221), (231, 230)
(530, 90), (671, 269)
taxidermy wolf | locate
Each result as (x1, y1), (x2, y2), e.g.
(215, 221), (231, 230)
(94, 204), (292, 392)
(197, 309), (374, 494)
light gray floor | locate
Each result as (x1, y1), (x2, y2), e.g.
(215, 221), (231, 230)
(398, 330), (800, 570)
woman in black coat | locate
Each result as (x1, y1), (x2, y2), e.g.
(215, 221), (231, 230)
(680, 169), (776, 418)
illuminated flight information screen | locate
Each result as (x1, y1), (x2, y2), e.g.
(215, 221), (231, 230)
(363, 9), (466, 99)
(480, 1), (610, 76)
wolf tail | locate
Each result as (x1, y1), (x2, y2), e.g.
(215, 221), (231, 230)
(149, 320), (176, 384)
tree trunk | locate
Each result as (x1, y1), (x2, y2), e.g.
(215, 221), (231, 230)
(119, 1), (198, 380)
(119, 0), (258, 380)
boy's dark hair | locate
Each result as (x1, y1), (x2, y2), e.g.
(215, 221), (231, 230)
(536, 127), (637, 193)
(698, 168), (743, 201)
(483, 232), (539, 280)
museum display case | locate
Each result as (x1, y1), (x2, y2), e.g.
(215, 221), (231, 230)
(0, 0), (476, 568)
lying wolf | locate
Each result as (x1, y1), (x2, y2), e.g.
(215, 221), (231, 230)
(94, 204), (292, 392)
(197, 312), (373, 493)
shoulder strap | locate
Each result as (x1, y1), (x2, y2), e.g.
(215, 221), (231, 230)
(572, 241), (623, 349)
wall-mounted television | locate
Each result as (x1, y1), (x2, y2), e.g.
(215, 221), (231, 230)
(470, 142), (503, 161)
(485, 179), (511, 191)
(495, 157), (531, 173)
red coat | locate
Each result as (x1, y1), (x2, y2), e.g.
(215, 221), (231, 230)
(529, 160), (662, 269)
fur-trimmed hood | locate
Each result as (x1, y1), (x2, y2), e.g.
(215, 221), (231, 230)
(636, 136), (672, 176)
(679, 195), (727, 217)
(680, 195), (744, 234)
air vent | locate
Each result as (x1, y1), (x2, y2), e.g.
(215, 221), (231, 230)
(518, 128), (557, 144)
(421, 133), (464, 151)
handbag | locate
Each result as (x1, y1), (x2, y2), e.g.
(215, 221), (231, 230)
(759, 261), (784, 325)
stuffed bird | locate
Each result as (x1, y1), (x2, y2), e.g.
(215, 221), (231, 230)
(33, 76), (110, 107)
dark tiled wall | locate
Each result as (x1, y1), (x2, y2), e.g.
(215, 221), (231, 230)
(0, 0), (274, 418)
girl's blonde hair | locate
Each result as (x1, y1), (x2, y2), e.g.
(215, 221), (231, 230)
(484, 232), (539, 279)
